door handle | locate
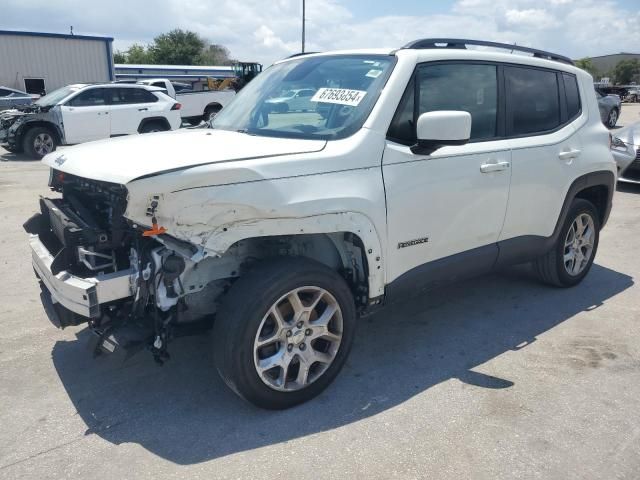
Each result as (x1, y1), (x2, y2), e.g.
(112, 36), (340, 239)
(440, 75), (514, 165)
(558, 149), (581, 160)
(138, 107), (148, 111)
(480, 161), (510, 173)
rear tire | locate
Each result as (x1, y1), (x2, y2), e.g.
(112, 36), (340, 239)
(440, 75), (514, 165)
(534, 198), (600, 287)
(213, 257), (357, 409)
(140, 121), (169, 134)
(23, 127), (57, 159)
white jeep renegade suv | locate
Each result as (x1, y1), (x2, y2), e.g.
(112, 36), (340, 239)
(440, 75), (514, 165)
(25, 39), (615, 409)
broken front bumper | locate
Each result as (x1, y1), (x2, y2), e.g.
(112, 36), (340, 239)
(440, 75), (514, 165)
(30, 234), (135, 320)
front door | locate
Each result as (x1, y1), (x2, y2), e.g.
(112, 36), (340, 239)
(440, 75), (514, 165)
(382, 62), (511, 291)
(60, 88), (110, 144)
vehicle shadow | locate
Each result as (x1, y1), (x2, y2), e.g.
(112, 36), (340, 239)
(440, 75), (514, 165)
(0, 150), (35, 162)
(617, 182), (640, 194)
(50, 263), (633, 464)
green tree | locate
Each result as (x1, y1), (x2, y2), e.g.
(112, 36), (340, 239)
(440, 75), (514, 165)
(113, 50), (126, 63)
(148, 29), (205, 65)
(613, 59), (640, 84)
(575, 57), (598, 77)
(126, 44), (153, 64)
(199, 43), (235, 65)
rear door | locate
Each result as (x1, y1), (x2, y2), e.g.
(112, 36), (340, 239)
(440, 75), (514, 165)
(107, 87), (160, 136)
(60, 88), (110, 144)
(498, 67), (583, 244)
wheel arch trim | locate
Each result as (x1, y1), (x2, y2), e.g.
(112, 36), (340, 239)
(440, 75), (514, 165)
(137, 117), (171, 133)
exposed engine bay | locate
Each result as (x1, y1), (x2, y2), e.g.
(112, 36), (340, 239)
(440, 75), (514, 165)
(23, 169), (234, 363)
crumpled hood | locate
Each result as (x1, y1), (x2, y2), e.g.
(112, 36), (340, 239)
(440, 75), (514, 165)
(42, 128), (326, 184)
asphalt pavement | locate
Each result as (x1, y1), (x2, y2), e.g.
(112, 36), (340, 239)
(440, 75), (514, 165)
(0, 105), (639, 479)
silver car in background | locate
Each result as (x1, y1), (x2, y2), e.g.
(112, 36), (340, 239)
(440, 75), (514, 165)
(611, 123), (640, 183)
(596, 88), (621, 128)
(0, 86), (34, 110)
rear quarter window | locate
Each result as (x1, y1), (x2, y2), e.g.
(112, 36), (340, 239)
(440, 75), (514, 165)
(562, 73), (581, 120)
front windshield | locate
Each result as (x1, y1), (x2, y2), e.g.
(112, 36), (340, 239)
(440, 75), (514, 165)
(35, 86), (79, 107)
(212, 55), (395, 140)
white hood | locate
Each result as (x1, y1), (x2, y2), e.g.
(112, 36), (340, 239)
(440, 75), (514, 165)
(42, 129), (326, 184)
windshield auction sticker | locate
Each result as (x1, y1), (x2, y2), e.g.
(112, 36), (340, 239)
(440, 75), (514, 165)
(311, 88), (367, 106)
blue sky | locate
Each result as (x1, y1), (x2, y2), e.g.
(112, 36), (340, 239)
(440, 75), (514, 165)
(3, 0), (639, 65)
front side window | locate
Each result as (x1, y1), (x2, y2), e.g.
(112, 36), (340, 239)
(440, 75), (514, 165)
(212, 55), (395, 140)
(67, 88), (107, 107)
(388, 63), (498, 144)
(506, 66), (560, 135)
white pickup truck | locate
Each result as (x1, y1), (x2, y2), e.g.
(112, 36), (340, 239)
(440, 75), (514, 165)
(138, 78), (236, 125)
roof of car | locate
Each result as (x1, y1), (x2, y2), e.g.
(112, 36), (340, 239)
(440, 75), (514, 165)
(70, 83), (161, 91)
(0, 86), (29, 94)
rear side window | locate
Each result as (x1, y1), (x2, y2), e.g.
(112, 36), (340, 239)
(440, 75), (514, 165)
(108, 88), (158, 105)
(563, 73), (581, 120)
(505, 66), (560, 135)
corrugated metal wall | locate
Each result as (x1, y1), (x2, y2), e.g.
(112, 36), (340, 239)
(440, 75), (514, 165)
(0, 34), (111, 93)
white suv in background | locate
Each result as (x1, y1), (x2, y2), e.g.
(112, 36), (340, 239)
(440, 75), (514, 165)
(0, 83), (181, 158)
(26, 39), (615, 409)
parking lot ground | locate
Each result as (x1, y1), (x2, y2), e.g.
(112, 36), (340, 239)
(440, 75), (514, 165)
(1, 110), (640, 479)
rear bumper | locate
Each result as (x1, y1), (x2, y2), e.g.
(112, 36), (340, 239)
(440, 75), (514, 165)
(30, 234), (135, 319)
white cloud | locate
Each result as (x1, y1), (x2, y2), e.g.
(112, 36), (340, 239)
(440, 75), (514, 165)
(3, 0), (640, 66)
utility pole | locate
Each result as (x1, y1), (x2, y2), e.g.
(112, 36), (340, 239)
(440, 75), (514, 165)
(301, 0), (306, 53)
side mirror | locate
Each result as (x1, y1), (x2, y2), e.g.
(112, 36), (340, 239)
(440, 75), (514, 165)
(411, 111), (472, 155)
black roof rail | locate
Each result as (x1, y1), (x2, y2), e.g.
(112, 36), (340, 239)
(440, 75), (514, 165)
(286, 51), (321, 59)
(402, 38), (574, 65)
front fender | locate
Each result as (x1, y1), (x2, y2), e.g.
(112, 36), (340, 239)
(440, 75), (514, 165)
(199, 211), (386, 297)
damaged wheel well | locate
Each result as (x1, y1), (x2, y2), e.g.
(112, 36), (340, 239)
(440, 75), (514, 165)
(227, 232), (371, 307)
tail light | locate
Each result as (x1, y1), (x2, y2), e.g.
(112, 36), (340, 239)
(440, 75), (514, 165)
(171, 103), (182, 110)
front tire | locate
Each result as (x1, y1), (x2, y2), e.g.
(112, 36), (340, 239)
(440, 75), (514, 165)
(534, 198), (600, 287)
(213, 257), (357, 409)
(23, 127), (56, 159)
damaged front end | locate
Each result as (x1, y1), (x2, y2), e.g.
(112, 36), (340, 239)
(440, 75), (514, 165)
(25, 169), (224, 363)
(0, 104), (60, 149)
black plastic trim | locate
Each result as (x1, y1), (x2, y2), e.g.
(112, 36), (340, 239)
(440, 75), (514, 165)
(385, 244), (498, 303)
(137, 117), (171, 133)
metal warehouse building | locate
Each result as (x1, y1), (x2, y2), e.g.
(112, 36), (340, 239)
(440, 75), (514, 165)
(0, 30), (114, 95)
